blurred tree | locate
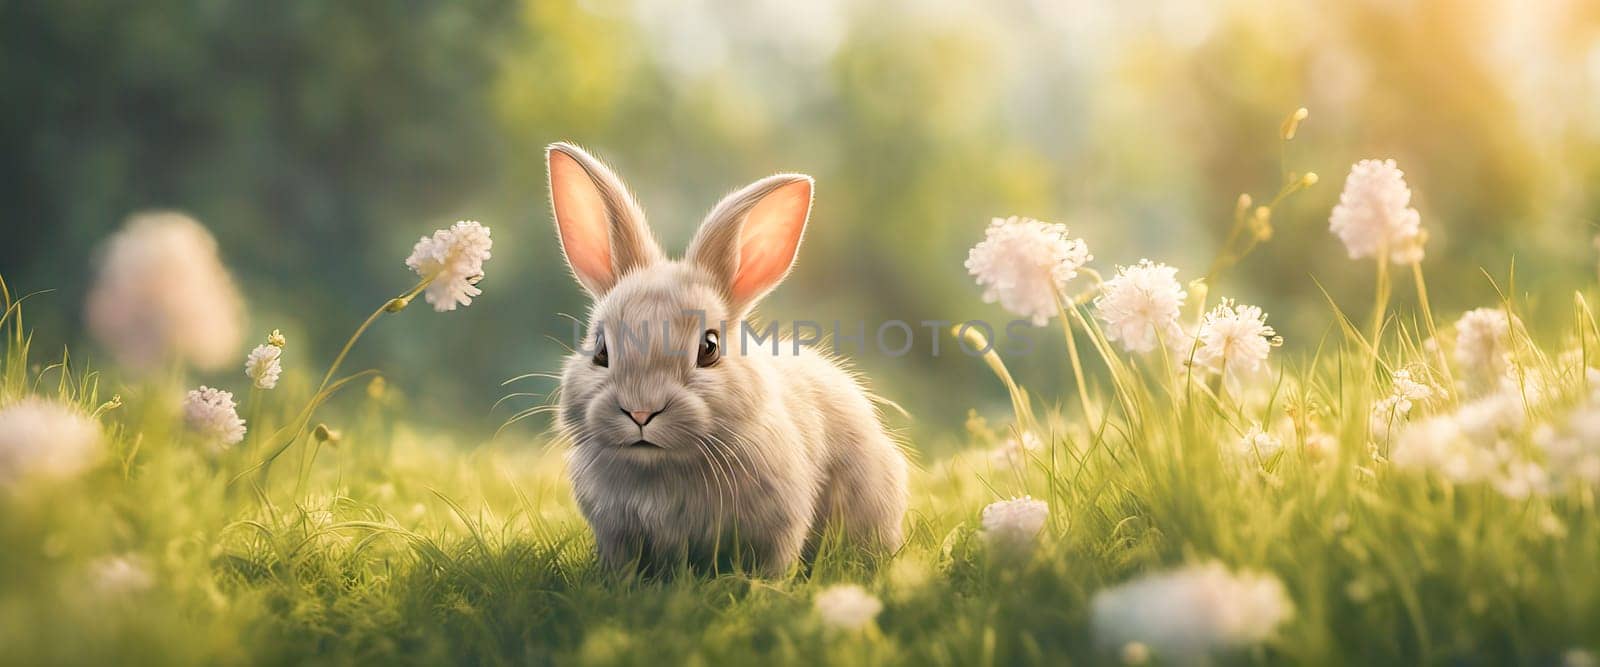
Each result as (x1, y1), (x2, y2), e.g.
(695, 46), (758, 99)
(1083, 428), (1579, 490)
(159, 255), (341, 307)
(0, 0), (517, 357)
(4, 0), (1600, 448)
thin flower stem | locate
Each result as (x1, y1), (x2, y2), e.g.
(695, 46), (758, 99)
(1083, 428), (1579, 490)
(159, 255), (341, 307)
(233, 369), (379, 487)
(1370, 252), (1392, 368)
(314, 278), (429, 396)
(1362, 250), (1393, 446)
(246, 385), (264, 453)
(1411, 260), (1455, 396)
(249, 278), (431, 488)
(1055, 292), (1096, 428)
(950, 324), (1035, 432)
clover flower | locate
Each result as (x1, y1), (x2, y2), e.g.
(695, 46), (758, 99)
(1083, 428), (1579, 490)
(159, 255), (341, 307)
(1454, 308), (1521, 382)
(84, 211), (244, 372)
(0, 398), (103, 488)
(1095, 260), (1186, 354)
(1535, 400), (1600, 488)
(1390, 391), (1527, 484)
(980, 496), (1049, 551)
(1191, 300), (1280, 382)
(1235, 423), (1283, 459)
(406, 220), (494, 312)
(966, 216), (1091, 326)
(1370, 368), (1440, 441)
(1091, 561), (1294, 660)
(1494, 460), (1550, 500)
(814, 584), (883, 631)
(182, 386), (246, 451)
(1389, 417), (1482, 482)
(1329, 159), (1425, 264)
(245, 344), (283, 390)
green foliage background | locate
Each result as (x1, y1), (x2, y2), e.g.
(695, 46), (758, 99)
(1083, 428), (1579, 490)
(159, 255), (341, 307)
(4, 0), (1600, 447)
(7, 4), (1600, 665)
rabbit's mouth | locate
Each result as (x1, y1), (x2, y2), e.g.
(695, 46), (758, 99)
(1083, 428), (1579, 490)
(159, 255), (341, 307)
(628, 439), (664, 449)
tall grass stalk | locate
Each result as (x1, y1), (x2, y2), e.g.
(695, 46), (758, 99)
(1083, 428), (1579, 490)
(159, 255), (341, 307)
(1054, 292), (1096, 427)
(1369, 241), (1393, 363)
(952, 324), (1035, 432)
(1411, 259), (1455, 391)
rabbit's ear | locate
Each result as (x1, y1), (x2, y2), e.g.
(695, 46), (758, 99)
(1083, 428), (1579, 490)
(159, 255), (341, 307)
(547, 142), (663, 296)
(687, 173), (813, 314)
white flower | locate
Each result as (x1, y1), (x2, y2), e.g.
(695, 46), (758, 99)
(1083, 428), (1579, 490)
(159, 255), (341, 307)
(1452, 390), (1527, 439)
(1369, 396), (1408, 442)
(84, 211), (244, 372)
(990, 431), (1043, 468)
(245, 344), (283, 390)
(1390, 368), (1438, 405)
(0, 398), (103, 488)
(1235, 423), (1283, 459)
(1536, 402), (1600, 488)
(1095, 260), (1186, 353)
(1091, 561), (1294, 660)
(182, 386), (246, 451)
(1454, 308), (1521, 382)
(1370, 368), (1439, 441)
(966, 216), (1092, 326)
(1191, 300), (1279, 382)
(406, 220), (494, 312)
(1390, 392), (1526, 484)
(980, 496), (1049, 550)
(1328, 159), (1425, 264)
(1555, 349), (1600, 390)
(1494, 460), (1549, 500)
(1390, 416), (1493, 482)
(89, 554), (154, 596)
(813, 584), (882, 630)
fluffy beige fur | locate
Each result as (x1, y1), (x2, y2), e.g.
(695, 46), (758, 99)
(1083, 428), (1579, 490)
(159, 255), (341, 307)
(548, 142), (908, 577)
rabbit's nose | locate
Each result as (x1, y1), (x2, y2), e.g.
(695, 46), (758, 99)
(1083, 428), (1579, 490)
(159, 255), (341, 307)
(623, 407), (664, 427)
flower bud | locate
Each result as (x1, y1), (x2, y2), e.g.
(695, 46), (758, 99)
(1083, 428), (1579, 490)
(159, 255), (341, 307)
(312, 423), (342, 446)
(1280, 107), (1309, 140)
(1250, 206), (1274, 241)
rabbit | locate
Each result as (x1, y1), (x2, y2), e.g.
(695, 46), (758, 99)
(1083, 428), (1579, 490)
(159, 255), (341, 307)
(546, 142), (909, 578)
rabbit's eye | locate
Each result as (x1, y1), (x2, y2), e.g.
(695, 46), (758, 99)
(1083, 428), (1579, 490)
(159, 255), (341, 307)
(592, 330), (609, 368)
(697, 330), (720, 368)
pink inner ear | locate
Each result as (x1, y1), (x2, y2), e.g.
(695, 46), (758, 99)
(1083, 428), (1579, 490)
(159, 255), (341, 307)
(731, 180), (811, 304)
(550, 150), (613, 291)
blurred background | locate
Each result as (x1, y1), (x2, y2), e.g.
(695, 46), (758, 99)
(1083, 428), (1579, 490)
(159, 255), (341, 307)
(3, 0), (1600, 451)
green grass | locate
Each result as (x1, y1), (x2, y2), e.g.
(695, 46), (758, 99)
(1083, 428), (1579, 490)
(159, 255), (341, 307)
(4, 260), (1600, 665)
(9, 179), (1600, 665)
